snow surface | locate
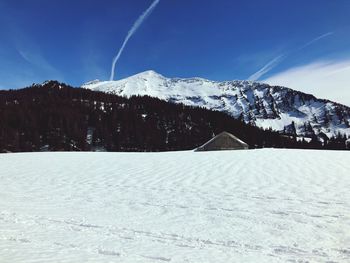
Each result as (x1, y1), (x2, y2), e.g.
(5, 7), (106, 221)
(82, 70), (350, 138)
(1, 149), (350, 262)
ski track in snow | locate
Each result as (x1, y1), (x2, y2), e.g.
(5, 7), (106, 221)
(0, 149), (349, 262)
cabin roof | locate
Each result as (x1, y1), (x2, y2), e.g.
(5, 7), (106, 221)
(195, 131), (248, 151)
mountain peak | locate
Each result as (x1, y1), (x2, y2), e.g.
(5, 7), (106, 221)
(83, 79), (101, 85)
(130, 70), (165, 80)
(138, 69), (162, 76)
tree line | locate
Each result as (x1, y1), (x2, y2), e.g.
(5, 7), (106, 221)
(0, 81), (349, 153)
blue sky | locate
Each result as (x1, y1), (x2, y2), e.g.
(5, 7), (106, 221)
(1, 0), (350, 103)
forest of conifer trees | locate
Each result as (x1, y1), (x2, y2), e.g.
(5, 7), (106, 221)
(0, 81), (349, 153)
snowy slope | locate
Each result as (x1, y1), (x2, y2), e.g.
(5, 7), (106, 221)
(82, 71), (350, 138)
(1, 149), (349, 262)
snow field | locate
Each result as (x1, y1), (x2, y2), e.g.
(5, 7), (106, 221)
(0, 149), (349, 262)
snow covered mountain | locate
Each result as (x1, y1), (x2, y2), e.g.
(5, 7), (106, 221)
(82, 70), (350, 138)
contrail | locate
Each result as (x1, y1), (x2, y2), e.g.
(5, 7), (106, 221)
(110, 0), (160, 81)
(298, 32), (334, 51)
(248, 55), (286, 81)
(248, 32), (334, 81)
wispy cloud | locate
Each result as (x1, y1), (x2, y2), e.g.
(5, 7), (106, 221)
(17, 48), (61, 78)
(0, 9), (64, 86)
(263, 59), (350, 106)
(248, 55), (286, 81)
(0, 45), (64, 89)
(248, 32), (334, 81)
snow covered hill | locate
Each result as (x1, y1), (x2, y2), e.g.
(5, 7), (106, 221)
(82, 70), (350, 138)
(1, 149), (349, 262)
